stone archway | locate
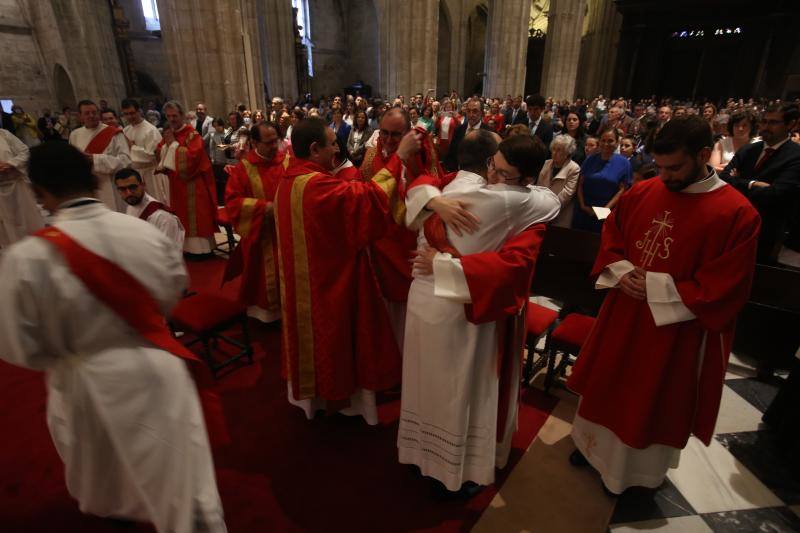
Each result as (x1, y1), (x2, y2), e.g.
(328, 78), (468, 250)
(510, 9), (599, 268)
(464, 5), (488, 96)
(53, 64), (76, 110)
(436, 2), (452, 96)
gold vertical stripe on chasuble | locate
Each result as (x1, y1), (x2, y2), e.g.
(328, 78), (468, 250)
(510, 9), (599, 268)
(237, 198), (258, 238)
(241, 159), (266, 200)
(371, 167), (403, 225)
(291, 172), (317, 399)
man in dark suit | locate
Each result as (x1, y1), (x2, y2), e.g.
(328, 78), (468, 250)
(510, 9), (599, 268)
(503, 95), (527, 128)
(443, 98), (492, 171)
(721, 104), (800, 263)
(525, 94), (554, 150)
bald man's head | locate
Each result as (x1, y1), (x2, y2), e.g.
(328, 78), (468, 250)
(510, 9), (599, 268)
(379, 108), (411, 155)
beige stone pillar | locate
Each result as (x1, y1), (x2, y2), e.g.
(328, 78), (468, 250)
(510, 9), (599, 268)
(258, 0), (299, 103)
(575, 0), (622, 98)
(157, 0), (264, 117)
(540, 0), (587, 100)
(483, 0), (532, 98)
(374, 0), (439, 99)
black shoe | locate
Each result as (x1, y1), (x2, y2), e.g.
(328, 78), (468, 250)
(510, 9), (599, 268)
(569, 449), (590, 467)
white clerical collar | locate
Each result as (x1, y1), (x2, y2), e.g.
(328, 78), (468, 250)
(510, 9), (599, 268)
(468, 122), (481, 131)
(54, 197), (107, 221)
(682, 167), (726, 194)
(765, 136), (790, 151)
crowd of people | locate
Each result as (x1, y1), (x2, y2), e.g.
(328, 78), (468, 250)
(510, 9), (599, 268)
(0, 85), (798, 532)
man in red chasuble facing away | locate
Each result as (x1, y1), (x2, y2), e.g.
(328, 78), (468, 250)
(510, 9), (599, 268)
(567, 116), (761, 495)
(156, 100), (218, 257)
(274, 117), (420, 424)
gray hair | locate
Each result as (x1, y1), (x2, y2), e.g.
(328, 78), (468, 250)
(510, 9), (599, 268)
(162, 100), (184, 115)
(550, 134), (576, 156)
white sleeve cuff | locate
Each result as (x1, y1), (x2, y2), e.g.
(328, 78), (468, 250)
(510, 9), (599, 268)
(646, 271), (696, 326)
(162, 141), (179, 171)
(596, 260), (635, 289)
(432, 252), (472, 302)
(405, 185), (441, 229)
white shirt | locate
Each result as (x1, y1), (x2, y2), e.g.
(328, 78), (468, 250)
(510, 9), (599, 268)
(126, 192), (185, 250)
(124, 120), (162, 171)
(69, 124), (131, 176)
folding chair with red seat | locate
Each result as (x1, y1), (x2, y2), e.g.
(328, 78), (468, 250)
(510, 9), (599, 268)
(170, 291), (254, 377)
(525, 226), (605, 392)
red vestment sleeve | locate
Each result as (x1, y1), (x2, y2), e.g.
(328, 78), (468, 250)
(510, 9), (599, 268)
(675, 207), (761, 333)
(175, 132), (208, 184)
(591, 192), (629, 277)
(462, 224), (547, 324)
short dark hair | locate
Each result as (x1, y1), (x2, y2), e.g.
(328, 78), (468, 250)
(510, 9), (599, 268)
(28, 142), (97, 197)
(77, 100), (97, 112)
(250, 121), (277, 142)
(525, 94), (546, 109)
(120, 98), (140, 111)
(498, 134), (548, 181)
(101, 108), (118, 118)
(652, 115), (713, 157)
(457, 129), (498, 173)
(114, 167), (143, 183)
(763, 103), (800, 125)
(727, 110), (757, 138)
(598, 126), (621, 141)
(291, 117), (329, 158)
(212, 118), (226, 127)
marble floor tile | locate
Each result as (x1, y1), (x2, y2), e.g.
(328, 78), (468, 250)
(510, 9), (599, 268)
(610, 479), (696, 524)
(610, 515), (713, 533)
(700, 506), (800, 532)
(724, 377), (781, 414)
(667, 437), (783, 514)
(714, 385), (766, 434)
(716, 431), (800, 505)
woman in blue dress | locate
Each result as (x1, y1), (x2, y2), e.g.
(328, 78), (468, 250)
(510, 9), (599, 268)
(572, 127), (632, 232)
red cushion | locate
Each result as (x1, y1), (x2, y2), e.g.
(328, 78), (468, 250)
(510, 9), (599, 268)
(216, 206), (230, 226)
(171, 293), (246, 332)
(550, 313), (596, 351)
(526, 301), (558, 337)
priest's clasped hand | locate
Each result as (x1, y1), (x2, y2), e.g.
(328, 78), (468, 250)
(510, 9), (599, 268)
(427, 196), (481, 237)
(397, 130), (422, 162)
(411, 245), (436, 276)
(619, 267), (647, 300)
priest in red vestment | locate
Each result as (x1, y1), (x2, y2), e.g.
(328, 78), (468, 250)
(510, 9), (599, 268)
(156, 101), (218, 257)
(224, 122), (291, 322)
(566, 116), (761, 495)
(359, 109), (440, 346)
(274, 117), (420, 424)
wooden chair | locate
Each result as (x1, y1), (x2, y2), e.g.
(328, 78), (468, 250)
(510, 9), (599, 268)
(524, 226), (605, 392)
(170, 292), (254, 377)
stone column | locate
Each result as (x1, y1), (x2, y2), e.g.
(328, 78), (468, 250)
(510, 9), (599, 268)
(157, 0), (264, 117)
(375, 0), (438, 99)
(258, 0), (299, 103)
(574, 0), (622, 98)
(540, 0), (586, 100)
(483, 0), (532, 98)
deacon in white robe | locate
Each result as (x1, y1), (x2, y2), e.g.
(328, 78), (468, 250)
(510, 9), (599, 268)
(0, 141), (225, 532)
(69, 101), (131, 213)
(0, 128), (43, 248)
(125, 191), (185, 250)
(398, 160), (560, 491)
(123, 108), (168, 204)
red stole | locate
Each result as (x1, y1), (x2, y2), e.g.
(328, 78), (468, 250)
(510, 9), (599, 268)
(34, 226), (228, 446)
(139, 200), (173, 221)
(84, 126), (122, 155)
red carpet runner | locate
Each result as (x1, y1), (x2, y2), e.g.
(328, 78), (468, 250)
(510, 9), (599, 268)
(0, 257), (557, 532)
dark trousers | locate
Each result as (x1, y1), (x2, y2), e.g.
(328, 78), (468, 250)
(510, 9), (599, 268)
(213, 163), (227, 206)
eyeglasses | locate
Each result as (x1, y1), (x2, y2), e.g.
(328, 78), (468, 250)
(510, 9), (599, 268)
(379, 129), (403, 140)
(487, 157), (521, 182)
(759, 119), (784, 126)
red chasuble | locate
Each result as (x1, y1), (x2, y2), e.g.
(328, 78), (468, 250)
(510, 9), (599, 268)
(84, 125), (123, 154)
(359, 131), (443, 302)
(567, 178), (761, 449)
(224, 150), (290, 313)
(156, 126), (218, 239)
(274, 157), (402, 401)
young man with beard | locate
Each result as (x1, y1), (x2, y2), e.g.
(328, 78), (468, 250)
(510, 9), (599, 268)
(567, 115), (761, 495)
(115, 168), (184, 250)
